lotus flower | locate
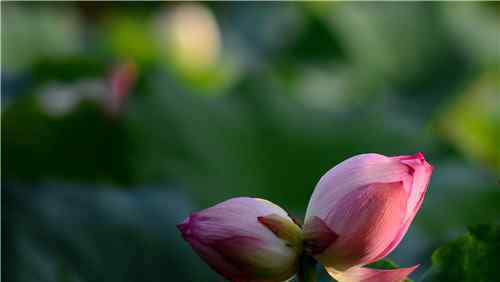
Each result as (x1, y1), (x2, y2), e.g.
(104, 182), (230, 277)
(177, 197), (302, 282)
(303, 152), (432, 282)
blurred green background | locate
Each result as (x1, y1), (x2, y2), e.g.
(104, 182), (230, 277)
(2, 2), (499, 282)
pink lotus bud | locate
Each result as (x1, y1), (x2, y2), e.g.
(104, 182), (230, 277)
(177, 197), (302, 282)
(303, 152), (432, 282)
(108, 62), (137, 115)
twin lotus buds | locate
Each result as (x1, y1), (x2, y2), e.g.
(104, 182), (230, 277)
(178, 152), (433, 282)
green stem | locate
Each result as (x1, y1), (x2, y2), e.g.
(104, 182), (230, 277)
(297, 255), (317, 282)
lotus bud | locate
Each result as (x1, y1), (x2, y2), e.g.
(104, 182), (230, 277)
(303, 152), (433, 282)
(177, 197), (302, 282)
(108, 62), (136, 115)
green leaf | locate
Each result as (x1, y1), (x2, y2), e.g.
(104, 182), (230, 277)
(423, 224), (500, 282)
(366, 259), (414, 282)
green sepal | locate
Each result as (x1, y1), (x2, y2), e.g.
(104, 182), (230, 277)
(258, 213), (303, 252)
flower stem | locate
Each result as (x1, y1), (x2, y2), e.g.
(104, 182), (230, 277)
(297, 255), (317, 282)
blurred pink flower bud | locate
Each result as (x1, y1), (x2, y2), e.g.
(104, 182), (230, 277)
(303, 152), (433, 282)
(177, 197), (302, 282)
(108, 62), (137, 115)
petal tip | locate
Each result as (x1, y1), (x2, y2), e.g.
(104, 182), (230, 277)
(415, 152), (425, 160)
(177, 216), (194, 238)
(399, 152), (433, 172)
(415, 152), (433, 167)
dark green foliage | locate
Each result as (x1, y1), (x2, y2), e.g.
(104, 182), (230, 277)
(3, 185), (221, 282)
(30, 57), (109, 84)
(423, 224), (500, 282)
(2, 98), (133, 185)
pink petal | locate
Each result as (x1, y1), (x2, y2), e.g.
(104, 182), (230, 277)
(302, 216), (339, 255)
(315, 182), (408, 270)
(326, 265), (419, 282)
(212, 236), (297, 281)
(372, 153), (433, 261)
(396, 152), (433, 224)
(186, 198), (289, 245)
(306, 154), (413, 222)
(178, 233), (241, 279)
